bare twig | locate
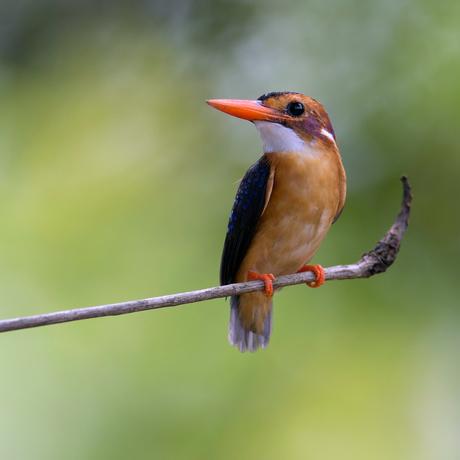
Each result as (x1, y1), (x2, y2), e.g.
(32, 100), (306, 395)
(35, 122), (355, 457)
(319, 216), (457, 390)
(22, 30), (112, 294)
(0, 176), (411, 334)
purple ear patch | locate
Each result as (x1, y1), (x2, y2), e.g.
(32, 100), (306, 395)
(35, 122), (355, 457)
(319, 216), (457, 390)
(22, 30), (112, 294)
(302, 111), (336, 143)
(302, 112), (321, 134)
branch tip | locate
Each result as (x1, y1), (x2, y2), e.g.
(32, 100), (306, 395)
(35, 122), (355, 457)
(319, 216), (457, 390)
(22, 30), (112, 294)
(358, 175), (412, 277)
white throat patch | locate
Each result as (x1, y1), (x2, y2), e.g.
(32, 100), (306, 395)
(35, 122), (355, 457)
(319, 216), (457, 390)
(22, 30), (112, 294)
(253, 121), (305, 153)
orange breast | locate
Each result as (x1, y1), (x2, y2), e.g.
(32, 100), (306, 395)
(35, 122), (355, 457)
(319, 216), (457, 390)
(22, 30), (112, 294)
(236, 146), (345, 283)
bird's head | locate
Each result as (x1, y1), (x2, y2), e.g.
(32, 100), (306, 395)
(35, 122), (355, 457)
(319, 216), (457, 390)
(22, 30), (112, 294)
(207, 92), (337, 154)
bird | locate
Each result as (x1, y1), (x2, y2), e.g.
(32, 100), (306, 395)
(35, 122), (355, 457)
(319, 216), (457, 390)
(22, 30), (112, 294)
(206, 92), (346, 353)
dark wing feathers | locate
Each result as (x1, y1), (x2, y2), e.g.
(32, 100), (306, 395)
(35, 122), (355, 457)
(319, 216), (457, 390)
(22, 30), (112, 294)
(220, 155), (272, 286)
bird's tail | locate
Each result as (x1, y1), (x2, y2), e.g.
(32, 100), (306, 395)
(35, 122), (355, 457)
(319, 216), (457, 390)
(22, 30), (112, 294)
(228, 295), (273, 353)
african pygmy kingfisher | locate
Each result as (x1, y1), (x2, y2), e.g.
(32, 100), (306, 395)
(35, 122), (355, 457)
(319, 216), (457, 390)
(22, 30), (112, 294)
(207, 92), (346, 353)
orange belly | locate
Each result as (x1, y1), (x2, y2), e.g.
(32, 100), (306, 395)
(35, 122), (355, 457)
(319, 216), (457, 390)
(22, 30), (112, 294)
(234, 147), (345, 334)
(236, 150), (342, 282)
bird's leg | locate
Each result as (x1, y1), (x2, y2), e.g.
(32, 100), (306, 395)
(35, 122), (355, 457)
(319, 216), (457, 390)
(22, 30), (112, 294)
(247, 271), (276, 297)
(297, 265), (325, 288)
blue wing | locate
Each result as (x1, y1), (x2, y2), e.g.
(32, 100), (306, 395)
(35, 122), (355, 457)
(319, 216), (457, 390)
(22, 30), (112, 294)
(220, 155), (272, 286)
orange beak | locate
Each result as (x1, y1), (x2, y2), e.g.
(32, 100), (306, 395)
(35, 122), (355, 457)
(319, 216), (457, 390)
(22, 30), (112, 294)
(206, 99), (290, 122)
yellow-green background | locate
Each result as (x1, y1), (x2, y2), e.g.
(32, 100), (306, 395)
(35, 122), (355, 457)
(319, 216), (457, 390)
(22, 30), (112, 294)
(0, 1), (459, 459)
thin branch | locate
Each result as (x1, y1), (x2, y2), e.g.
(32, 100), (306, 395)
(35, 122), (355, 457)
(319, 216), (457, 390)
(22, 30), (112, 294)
(0, 175), (412, 334)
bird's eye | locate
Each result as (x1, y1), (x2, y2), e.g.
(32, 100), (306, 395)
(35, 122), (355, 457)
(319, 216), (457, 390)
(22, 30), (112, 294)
(286, 101), (305, 117)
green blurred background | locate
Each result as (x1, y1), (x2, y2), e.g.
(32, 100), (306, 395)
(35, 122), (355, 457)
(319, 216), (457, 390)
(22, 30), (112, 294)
(0, 0), (459, 458)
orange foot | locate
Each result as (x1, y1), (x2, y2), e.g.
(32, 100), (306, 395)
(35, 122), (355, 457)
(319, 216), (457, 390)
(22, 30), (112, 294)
(297, 264), (325, 289)
(247, 271), (276, 297)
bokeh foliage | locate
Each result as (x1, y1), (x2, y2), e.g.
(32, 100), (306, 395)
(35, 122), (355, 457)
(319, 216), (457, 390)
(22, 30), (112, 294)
(0, 1), (459, 459)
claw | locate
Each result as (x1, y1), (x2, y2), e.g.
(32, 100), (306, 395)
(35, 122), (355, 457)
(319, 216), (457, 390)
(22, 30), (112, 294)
(247, 271), (276, 297)
(297, 264), (325, 288)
